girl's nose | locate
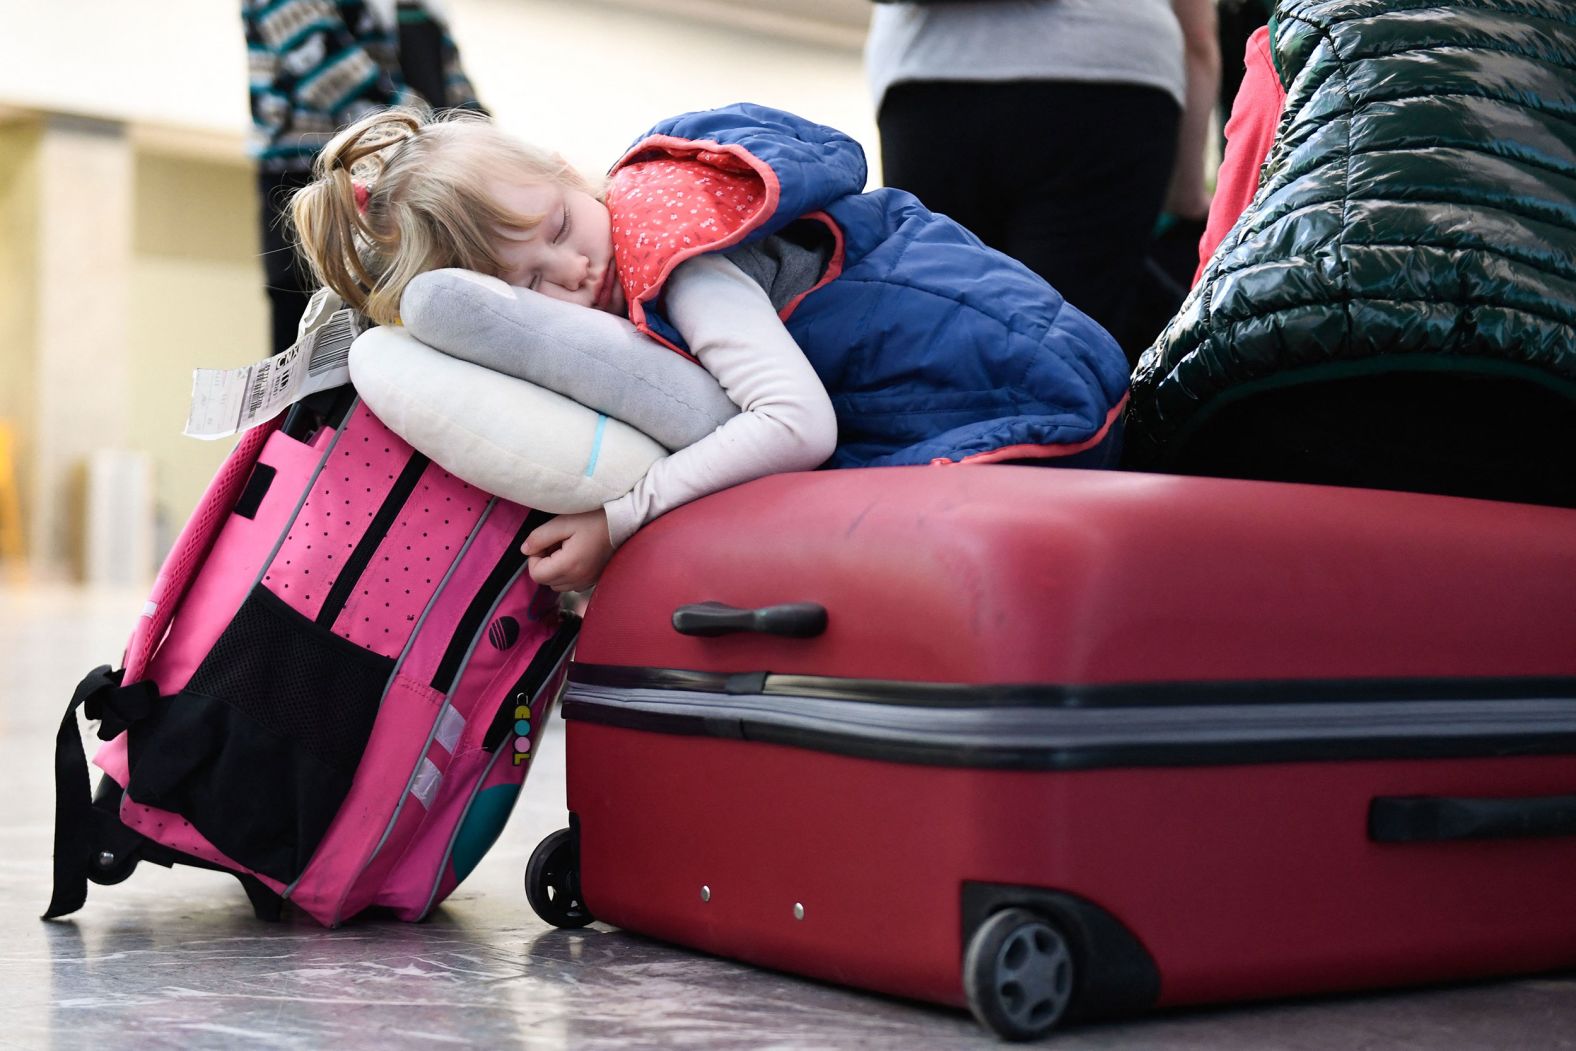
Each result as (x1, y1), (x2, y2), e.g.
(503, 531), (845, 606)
(558, 254), (590, 290)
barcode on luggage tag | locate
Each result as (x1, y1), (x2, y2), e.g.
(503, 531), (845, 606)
(305, 311), (357, 378)
(244, 368), (270, 421)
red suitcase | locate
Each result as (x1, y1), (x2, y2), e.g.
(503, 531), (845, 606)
(527, 466), (1576, 1040)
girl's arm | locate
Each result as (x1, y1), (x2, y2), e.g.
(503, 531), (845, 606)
(524, 253), (838, 591)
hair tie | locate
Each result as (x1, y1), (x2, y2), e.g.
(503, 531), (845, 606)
(352, 182), (370, 214)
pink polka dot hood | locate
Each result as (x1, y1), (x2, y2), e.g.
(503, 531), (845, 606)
(606, 103), (1129, 469)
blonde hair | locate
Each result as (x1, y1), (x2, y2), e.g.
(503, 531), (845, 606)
(289, 106), (600, 327)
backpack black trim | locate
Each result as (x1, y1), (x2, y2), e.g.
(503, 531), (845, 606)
(44, 665), (286, 922)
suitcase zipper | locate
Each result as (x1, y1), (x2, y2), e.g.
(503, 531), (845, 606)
(315, 451), (430, 627)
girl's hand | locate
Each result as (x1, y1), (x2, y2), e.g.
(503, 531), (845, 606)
(523, 510), (615, 593)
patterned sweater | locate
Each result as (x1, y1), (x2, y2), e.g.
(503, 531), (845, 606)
(243, 0), (483, 173)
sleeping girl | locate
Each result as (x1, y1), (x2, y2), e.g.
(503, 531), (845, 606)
(290, 103), (1129, 591)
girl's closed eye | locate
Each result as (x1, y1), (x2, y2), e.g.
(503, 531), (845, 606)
(525, 205), (571, 290)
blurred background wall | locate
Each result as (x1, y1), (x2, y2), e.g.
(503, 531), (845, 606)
(0, 0), (874, 584)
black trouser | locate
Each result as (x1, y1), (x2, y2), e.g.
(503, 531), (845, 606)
(258, 169), (317, 357)
(878, 80), (1180, 362)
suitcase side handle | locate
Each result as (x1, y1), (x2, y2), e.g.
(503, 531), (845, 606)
(1368, 794), (1576, 843)
(671, 601), (828, 638)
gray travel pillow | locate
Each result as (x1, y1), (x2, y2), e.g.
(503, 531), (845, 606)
(348, 269), (738, 513)
(401, 269), (738, 450)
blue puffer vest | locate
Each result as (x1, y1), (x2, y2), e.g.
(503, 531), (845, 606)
(606, 103), (1130, 469)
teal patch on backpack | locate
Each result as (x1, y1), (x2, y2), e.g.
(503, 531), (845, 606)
(451, 783), (522, 883)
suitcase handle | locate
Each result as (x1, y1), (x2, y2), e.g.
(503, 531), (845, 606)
(672, 601), (828, 638)
(1368, 794), (1576, 843)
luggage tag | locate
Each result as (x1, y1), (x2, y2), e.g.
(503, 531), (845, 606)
(183, 288), (367, 440)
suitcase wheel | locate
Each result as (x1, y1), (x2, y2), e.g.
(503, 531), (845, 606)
(963, 908), (1075, 1041)
(525, 827), (595, 929)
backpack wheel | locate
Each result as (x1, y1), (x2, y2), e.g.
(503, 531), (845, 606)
(88, 847), (140, 886)
(525, 827), (594, 929)
(963, 907), (1075, 1041)
(87, 778), (145, 886)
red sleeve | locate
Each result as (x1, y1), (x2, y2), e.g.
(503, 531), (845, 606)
(1193, 25), (1287, 287)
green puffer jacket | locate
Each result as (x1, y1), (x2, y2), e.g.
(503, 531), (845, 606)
(1126, 0), (1576, 468)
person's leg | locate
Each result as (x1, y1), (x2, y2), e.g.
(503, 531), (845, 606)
(258, 169), (316, 356)
(876, 80), (1004, 246)
(880, 80), (1178, 358)
(994, 81), (1180, 362)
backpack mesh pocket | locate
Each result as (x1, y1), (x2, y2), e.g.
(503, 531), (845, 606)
(125, 584), (394, 884)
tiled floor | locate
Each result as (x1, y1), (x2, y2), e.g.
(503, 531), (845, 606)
(3, 585), (1573, 1050)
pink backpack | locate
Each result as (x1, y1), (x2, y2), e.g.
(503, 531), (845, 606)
(46, 389), (577, 926)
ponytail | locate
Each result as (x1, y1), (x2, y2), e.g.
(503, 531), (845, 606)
(290, 108), (424, 324)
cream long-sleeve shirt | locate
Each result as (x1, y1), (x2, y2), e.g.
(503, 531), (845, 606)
(602, 253), (838, 547)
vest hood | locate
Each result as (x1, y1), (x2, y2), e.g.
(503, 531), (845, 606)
(606, 104), (865, 334)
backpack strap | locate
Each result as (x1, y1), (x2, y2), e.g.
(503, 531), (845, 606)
(122, 417), (280, 683)
(44, 665), (159, 918)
